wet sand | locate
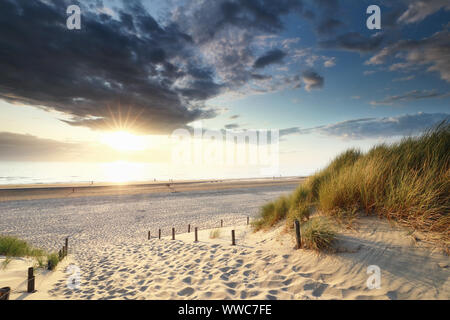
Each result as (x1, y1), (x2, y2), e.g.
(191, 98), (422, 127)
(0, 177), (305, 202)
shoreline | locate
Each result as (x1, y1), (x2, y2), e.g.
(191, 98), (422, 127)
(0, 176), (306, 202)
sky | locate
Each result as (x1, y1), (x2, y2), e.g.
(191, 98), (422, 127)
(0, 0), (449, 178)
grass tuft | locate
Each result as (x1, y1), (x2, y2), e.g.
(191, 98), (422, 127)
(301, 217), (336, 252)
(0, 236), (44, 258)
(209, 229), (221, 239)
(252, 196), (291, 231)
(46, 253), (60, 270)
(0, 235), (62, 270)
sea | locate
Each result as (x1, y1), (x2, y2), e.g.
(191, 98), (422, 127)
(0, 161), (309, 185)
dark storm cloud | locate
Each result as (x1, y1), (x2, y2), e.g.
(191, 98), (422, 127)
(174, 0), (305, 44)
(280, 113), (449, 139)
(172, 0), (305, 90)
(253, 49), (287, 69)
(0, 0), (308, 133)
(0, 0), (222, 134)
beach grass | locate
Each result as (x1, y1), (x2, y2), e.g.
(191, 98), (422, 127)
(253, 121), (450, 248)
(300, 217), (336, 251)
(209, 229), (221, 239)
(46, 253), (60, 270)
(0, 235), (62, 269)
(0, 235), (44, 258)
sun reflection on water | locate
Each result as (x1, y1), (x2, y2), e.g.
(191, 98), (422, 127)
(100, 161), (147, 183)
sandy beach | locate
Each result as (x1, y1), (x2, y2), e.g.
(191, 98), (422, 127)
(0, 177), (448, 300)
(2, 217), (448, 300)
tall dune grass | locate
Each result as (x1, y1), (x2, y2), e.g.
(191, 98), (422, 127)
(0, 235), (62, 269)
(0, 236), (44, 258)
(253, 122), (450, 247)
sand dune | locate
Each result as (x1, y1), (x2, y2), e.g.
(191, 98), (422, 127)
(1, 182), (448, 300)
(6, 217), (448, 300)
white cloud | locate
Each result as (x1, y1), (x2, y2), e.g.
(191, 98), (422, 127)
(366, 29), (450, 82)
(323, 57), (336, 68)
(398, 0), (450, 24)
(280, 113), (449, 139)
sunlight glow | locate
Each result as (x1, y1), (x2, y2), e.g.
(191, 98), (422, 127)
(101, 131), (147, 151)
(101, 161), (147, 183)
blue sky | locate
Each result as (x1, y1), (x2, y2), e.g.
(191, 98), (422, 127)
(0, 0), (448, 176)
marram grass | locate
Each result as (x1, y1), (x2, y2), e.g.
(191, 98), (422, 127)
(253, 122), (450, 249)
(0, 235), (62, 269)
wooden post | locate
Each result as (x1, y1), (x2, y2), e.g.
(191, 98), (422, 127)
(172, 227), (175, 240)
(148, 231), (151, 240)
(65, 237), (69, 255)
(188, 224), (191, 233)
(231, 230), (236, 246)
(194, 227), (198, 242)
(158, 229), (161, 239)
(221, 219), (223, 228)
(247, 216), (249, 225)
(27, 267), (35, 293)
(294, 220), (302, 249)
(59, 249), (62, 260)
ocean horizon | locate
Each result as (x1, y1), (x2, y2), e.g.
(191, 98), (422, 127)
(0, 161), (311, 185)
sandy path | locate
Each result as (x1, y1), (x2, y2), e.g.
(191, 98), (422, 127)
(16, 217), (450, 300)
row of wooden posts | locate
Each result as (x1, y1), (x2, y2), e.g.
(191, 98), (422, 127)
(147, 216), (250, 246)
(146, 217), (303, 249)
(5, 219), (301, 300)
(25, 237), (69, 295)
(146, 216), (304, 249)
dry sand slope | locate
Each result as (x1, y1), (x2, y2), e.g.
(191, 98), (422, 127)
(23, 217), (449, 300)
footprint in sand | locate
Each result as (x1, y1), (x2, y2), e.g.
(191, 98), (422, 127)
(178, 287), (194, 296)
(182, 276), (192, 285)
(303, 282), (329, 297)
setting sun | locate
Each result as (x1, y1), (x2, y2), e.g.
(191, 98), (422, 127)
(100, 131), (147, 151)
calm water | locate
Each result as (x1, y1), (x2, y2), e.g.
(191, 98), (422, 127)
(0, 161), (306, 185)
